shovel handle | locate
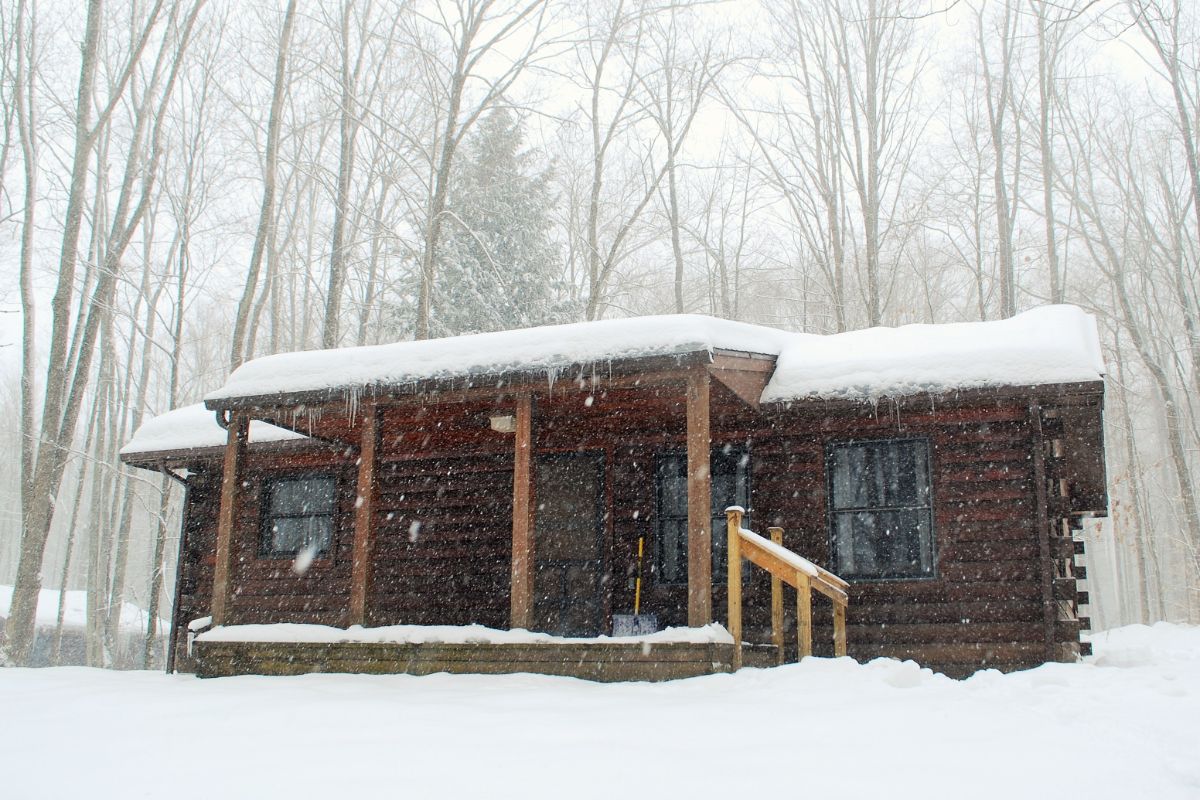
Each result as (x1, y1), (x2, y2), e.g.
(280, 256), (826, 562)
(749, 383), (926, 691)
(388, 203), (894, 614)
(634, 536), (645, 615)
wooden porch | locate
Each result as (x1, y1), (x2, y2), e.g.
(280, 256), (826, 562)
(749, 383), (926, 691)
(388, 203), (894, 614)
(205, 355), (780, 639)
(191, 638), (765, 682)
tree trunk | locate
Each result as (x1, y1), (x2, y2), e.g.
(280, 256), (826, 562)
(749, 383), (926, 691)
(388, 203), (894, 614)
(322, 0), (365, 349)
(230, 0), (297, 369)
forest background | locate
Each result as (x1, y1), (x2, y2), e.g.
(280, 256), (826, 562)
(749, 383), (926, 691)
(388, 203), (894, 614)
(1, 0), (1196, 666)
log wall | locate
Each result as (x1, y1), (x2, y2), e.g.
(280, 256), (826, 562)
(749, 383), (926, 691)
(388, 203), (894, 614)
(167, 381), (1098, 678)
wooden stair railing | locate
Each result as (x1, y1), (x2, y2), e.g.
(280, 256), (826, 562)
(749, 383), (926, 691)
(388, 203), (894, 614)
(725, 506), (849, 670)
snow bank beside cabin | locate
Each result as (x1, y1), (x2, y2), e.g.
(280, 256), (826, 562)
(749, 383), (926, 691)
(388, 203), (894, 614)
(119, 403), (306, 456)
(200, 305), (1103, 408)
(760, 304), (1105, 401)
(196, 621), (734, 645)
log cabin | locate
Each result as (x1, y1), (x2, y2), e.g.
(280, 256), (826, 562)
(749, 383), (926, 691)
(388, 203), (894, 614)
(121, 305), (1108, 680)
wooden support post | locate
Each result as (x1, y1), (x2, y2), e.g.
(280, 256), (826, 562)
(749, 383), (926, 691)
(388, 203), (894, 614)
(833, 602), (847, 657)
(211, 413), (248, 627)
(726, 507), (743, 670)
(510, 392), (535, 629)
(348, 399), (380, 627)
(686, 369), (712, 627)
(768, 526), (785, 666)
(796, 572), (812, 660)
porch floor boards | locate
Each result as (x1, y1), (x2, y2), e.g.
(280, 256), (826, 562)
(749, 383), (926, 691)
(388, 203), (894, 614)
(193, 640), (781, 682)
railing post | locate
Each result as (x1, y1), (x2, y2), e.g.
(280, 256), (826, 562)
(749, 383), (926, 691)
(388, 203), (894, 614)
(796, 572), (813, 661)
(833, 601), (847, 657)
(725, 506), (743, 671)
(768, 526), (785, 666)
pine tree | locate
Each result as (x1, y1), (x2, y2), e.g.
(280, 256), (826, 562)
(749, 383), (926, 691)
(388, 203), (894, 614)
(430, 107), (576, 336)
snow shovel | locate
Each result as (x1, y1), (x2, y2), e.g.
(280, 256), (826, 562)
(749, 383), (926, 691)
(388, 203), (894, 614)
(612, 535), (658, 636)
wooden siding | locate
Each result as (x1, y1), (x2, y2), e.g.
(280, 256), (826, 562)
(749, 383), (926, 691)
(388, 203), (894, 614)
(368, 453), (514, 628)
(167, 381), (1097, 677)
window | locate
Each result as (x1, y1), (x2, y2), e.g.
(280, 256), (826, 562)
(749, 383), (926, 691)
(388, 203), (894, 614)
(261, 475), (336, 557)
(655, 447), (750, 585)
(827, 439), (934, 580)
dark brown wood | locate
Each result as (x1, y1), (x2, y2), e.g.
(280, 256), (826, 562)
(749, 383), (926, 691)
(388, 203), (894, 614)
(510, 392), (534, 629)
(143, 367), (1104, 678)
(1056, 402), (1109, 515)
(1030, 402), (1057, 663)
(707, 353), (775, 409)
(348, 400), (380, 625)
(686, 368), (712, 626)
(211, 414), (248, 626)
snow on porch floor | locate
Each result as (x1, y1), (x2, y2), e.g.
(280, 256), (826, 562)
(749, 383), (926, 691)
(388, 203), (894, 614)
(2, 623), (1198, 800)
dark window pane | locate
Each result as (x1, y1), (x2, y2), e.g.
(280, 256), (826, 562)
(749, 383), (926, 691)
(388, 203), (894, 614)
(656, 519), (688, 584)
(263, 476), (336, 556)
(269, 515), (332, 555)
(829, 440), (934, 579)
(831, 445), (869, 509)
(656, 447), (750, 584)
(270, 477), (335, 517)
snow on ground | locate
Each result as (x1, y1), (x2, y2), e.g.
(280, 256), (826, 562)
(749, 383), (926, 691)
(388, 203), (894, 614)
(0, 585), (163, 631)
(2, 623), (1197, 800)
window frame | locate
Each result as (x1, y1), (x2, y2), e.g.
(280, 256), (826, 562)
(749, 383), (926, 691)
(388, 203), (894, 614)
(653, 445), (751, 587)
(825, 436), (937, 582)
(258, 472), (339, 559)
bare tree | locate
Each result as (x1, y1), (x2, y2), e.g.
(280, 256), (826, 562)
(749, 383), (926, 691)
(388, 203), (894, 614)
(229, 0), (297, 370)
(973, 0), (1025, 318)
(639, 6), (726, 314)
(407, 0), (553, 339)
(7, 0), (204, 666)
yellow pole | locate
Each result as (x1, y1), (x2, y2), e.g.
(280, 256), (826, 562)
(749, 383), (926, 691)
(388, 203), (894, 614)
(634, 536), (644, 615)
(726, 507), (743, 671)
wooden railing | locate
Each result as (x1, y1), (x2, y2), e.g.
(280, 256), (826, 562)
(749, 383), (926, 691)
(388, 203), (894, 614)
(725, 506), (849, 670)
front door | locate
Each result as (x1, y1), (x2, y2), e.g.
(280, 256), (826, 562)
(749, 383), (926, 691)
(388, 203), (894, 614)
(533, 453), (605, 636)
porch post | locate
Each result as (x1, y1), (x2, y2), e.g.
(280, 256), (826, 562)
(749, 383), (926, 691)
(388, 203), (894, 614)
(510, 391), (535, 629)
(211, 412), (248, 626)
(686, 369), (713, 626)
(349, 399), (380, 626)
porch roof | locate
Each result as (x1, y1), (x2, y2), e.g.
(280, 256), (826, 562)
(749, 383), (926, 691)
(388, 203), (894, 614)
(204, 314), (788, 410)
(201, 305), (1103, 411)
(119, 403), (308, 466)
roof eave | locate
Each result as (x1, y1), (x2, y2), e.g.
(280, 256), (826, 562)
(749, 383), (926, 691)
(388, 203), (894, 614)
(203, 349), (754, 413)
(759, 378), (1105, 409)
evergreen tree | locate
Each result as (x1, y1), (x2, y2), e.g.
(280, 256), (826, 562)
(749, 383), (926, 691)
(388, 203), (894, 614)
(430, 107), (576, 336)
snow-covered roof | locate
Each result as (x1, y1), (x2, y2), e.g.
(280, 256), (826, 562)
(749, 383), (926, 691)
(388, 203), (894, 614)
(761, 305), (1105, 402)
(119, 403), (306, 456)
(202, 305), (1103, 408)
(205, 315), (788, 404)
